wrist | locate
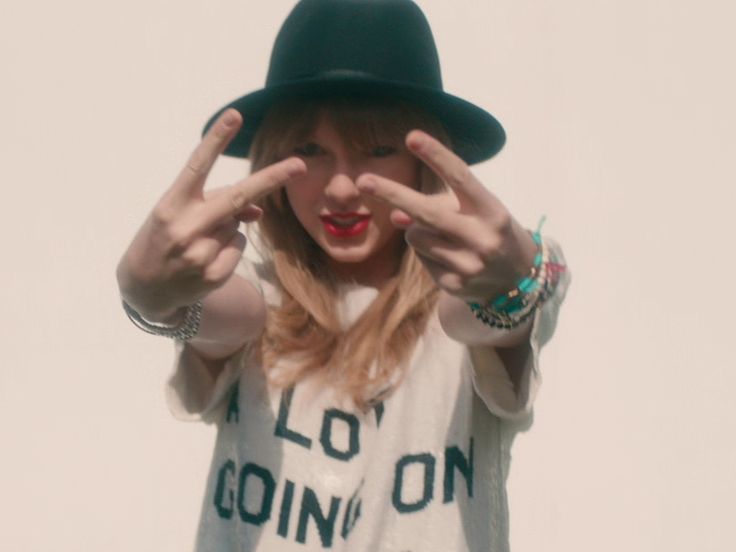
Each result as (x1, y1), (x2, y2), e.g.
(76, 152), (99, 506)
(438, 291), (531, 347)
(467, 216), (566, 332)
(121, 298), (203, 341)
(118, 294), (186, 325)
(141, 305), (188, 326)
(116, 260), (185, 324)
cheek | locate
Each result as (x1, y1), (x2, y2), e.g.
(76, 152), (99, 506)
(384, 158), (421, 190)
(365, 198), (402, 238)
(285, 183), (319, 218)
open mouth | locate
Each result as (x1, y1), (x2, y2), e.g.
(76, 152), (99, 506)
(320, 213), (372, 237)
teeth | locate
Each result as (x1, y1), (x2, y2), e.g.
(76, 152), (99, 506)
(330, 218), (361, 227)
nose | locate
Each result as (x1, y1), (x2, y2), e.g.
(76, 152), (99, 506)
(323, 158), (363, 207)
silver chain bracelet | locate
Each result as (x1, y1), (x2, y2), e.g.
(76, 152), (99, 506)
(121, 299), (203, 341)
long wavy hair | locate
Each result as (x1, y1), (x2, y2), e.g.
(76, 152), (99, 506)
(247, 96), (452, 410)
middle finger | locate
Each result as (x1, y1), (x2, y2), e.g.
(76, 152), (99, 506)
(172, 109), (243, 200)
(193, 156), (306, 233)
(405, 130), (497, 213)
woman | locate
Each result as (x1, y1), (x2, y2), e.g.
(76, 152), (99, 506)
(116, 1), (569, 550)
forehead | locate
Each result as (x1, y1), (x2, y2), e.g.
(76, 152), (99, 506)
(298, 103), (407, 149)
(257, 96), (444, 161)
(308, 110), (341, 136)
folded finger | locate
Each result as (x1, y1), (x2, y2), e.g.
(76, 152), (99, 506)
(412, 252), (466, 295)
(389, 208), (413, 228)
(234, 204), (264, 223)
(405, 226), (484, 277)
(202, 232), (248, 285)
(178, 219), (241, 272)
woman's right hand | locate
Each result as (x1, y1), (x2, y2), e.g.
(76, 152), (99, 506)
(116, 108), (305, 322)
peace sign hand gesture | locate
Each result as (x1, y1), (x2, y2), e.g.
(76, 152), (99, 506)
(356, 130), (538, 303)
(116, 109), (305, 321)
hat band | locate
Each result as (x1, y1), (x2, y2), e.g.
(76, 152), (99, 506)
(269, 69), (441, 92)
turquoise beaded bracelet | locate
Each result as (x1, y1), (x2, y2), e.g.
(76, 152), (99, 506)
(468, 216), (563, 330)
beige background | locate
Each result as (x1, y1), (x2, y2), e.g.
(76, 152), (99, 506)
(2, 0), (734, 550)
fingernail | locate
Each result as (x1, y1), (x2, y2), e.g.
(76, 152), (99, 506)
(222, 110), (239, 128)
(358, 176), (376, 193)
(407, 132), (424, 152)
(286, 160), (306, 177)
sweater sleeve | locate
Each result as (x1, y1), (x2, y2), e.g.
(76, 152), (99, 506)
(469, 238), (571, 421)
(164, 255), (263, 423)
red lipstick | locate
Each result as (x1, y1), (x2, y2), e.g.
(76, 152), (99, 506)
(320, 212), (371, 238)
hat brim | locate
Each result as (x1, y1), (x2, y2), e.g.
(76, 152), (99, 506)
(203, 75), (506, 165)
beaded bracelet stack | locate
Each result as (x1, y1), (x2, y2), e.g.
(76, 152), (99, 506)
(121, 299), (203, 341)
(467, 216), (566, 330)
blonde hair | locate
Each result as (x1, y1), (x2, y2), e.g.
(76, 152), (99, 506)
(248, 96), (451, 410)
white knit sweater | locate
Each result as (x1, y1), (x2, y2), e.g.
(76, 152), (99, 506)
(166, 242), (569, 551)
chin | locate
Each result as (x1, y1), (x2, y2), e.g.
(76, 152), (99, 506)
(323, 247), (373, 265)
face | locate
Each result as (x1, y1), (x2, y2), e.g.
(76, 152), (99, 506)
(285, 111), (420, 285)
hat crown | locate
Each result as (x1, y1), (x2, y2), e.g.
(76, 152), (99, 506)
(266, 0), (443, 90)
(204, 0), (506, 163)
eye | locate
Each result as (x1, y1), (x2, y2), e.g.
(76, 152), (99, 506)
(293, 142), (323, 157)
(370, 145), (397, 158)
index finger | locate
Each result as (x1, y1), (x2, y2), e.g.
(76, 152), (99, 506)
(405, 130), (503, 214)
(356, 173), (460, 234)
(171, 108), (243, 200)
(195, 157), (306, 231)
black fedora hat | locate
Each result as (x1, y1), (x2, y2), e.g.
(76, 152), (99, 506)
(203, 0), (506, 165)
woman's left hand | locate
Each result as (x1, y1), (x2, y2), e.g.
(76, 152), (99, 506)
(356, 129), (538, 303)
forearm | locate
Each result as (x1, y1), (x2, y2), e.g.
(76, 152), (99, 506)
(438, 290), (533, 396)
(437, 290), (532, 348)
(187, 273), (266, 360)
(120, 271), (266, 362)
